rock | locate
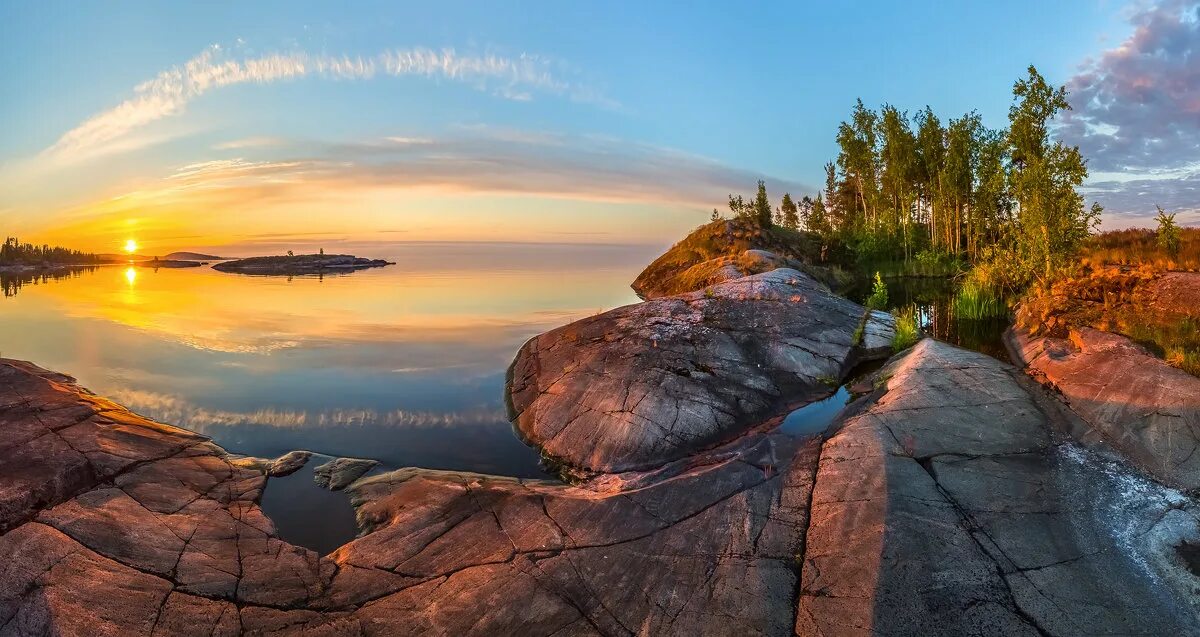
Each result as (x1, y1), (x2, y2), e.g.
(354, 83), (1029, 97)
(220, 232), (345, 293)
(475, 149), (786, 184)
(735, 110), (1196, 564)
(212, 254), (394, 275)
(336, 431), (820, 636)
(134, 259), (202, 269)
(1140, 271), (1200, 322)
(313, 457), (379, 491)
(798, 339), (1200, 636)
(1009, 326), (1200, 490)
(631, 218), (847, 299)
(228, 450), (313, 477)
(3, 332), (1200, 635)
(269, 450), (313, 477)
(507, 268), (894, 474)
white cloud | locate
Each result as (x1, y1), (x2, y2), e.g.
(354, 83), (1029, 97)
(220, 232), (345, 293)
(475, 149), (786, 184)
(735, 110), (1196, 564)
(43, 45), (612, 163)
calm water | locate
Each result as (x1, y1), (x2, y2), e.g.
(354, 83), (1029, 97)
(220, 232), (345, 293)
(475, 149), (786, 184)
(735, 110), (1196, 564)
(0, 243), (654, 553)
(782, 276), (1012, 438)
(1, 256), (1007, 554)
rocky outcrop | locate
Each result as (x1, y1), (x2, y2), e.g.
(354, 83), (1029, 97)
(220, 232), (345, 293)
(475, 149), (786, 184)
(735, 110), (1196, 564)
(507, 268), (894, 474)
(135, 260), (203, 269)
(4, 333), (1200, 635)
(631, 219), (846, 299)
(799, 338), (1200, 636)
(313, 457), (379, 491)
(212, 254), (394, 275)
(1139, 271), (1200, 322)
(1009, 326), (1200, 490)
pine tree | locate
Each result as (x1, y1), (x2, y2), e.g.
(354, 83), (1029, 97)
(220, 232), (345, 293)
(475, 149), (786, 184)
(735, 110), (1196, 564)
(751, 180), (773, 227)
(779, 193), (800, 229)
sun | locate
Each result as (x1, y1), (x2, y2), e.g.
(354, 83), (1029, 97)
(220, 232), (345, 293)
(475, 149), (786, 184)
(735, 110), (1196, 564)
(123, 239), (138, 254)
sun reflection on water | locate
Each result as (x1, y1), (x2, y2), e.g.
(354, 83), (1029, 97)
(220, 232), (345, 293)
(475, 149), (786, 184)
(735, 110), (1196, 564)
(124, 267), (137, 286)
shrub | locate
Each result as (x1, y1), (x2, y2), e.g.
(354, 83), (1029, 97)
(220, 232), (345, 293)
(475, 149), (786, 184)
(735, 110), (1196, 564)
(865, 272), (888, 310)
(891, 305), (920, 352)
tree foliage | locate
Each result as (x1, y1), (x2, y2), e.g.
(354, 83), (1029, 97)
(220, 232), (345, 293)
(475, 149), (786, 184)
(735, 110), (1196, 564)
(1156, 205), (1181, 258)
(0, 237), (102, 266)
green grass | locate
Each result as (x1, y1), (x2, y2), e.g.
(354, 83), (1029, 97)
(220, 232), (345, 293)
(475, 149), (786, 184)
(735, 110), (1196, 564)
(953, 280), (1007, 319)
(891, 305), (920, 352)
(1121, 316), (1200, 377)
(864, 272), (889, 310)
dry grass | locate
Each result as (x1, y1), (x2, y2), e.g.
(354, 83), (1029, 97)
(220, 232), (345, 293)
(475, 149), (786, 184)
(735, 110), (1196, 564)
(1018, 264), (1200, 377)
(1080, 228), (1200, 271)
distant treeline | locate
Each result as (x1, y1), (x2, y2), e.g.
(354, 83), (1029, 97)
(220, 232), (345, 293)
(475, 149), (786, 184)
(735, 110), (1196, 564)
(0, 237), (103, 266)
(720, 65), (1104, 292)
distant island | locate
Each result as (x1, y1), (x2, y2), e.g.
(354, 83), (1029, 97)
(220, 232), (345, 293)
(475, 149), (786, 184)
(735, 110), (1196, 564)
(212, 253), (394, 275)
(134, 258), (203, 269)
(162, 251), (224, 261)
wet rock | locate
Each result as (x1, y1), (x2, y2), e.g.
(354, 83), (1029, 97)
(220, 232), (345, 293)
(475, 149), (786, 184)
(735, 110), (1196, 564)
(313, 457), (379, 491)
(508, 268), (894, 474)
(1009, 326), (1200, 490)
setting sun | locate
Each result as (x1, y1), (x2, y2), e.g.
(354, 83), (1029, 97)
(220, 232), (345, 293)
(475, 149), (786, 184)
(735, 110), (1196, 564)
(123, 239), (138, 254)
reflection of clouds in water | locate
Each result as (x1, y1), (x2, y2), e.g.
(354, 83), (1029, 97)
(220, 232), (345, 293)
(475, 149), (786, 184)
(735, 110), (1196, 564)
(108, 387), (508, 433)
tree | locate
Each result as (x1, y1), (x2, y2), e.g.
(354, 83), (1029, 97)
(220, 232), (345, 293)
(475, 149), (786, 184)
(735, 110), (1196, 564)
(711, 208), (721, 222)
(751, 180), (773, 227)
(779, 193), (800, 229)
(836, 100), (880, 230)
(1156, 205), (1181, 258)
(1007, 65), (1100, 283)
(809, 193), (830, 237)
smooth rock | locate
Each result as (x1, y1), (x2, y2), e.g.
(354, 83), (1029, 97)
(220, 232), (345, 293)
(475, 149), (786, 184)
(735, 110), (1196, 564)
(313, 457), (379, 491)
(508, 268), (894, 474)
(798, 339), (1200, 636)
(1009, 326), (1200, 490)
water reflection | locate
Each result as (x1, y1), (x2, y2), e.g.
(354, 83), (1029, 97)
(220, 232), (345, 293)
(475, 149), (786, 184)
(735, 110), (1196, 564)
(846, 276), (1011, 360)
(0, 266), (99, 298)
(0, 243), (655, 482)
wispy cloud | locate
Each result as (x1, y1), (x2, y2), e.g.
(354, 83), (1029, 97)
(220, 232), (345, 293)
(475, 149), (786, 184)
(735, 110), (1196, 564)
(79, 130), (810, 214)
(44, 45), (614, 163)
(1060, 0), (1200, 223)
(213, 136), (286, 150)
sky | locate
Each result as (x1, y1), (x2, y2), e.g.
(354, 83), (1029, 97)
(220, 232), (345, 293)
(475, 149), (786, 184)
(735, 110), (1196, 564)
(1, 0), (1197, 255)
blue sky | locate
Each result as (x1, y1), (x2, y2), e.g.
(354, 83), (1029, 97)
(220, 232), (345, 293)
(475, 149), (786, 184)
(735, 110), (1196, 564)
(1, 1), (1194, 253)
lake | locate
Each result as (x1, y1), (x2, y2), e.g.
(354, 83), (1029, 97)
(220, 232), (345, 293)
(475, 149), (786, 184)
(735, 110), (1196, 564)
(1, 252), (1010, 554)
(0, 242), (656, 553)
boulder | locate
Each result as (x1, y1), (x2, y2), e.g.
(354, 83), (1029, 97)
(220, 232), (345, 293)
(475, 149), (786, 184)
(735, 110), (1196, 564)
(1009, 326), (1200, 490)
(507, 268), (894, 474)
(313, 457), (379, 491)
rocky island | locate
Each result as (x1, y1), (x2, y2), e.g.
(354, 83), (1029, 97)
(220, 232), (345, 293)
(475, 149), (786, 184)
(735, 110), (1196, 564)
(212, 254), (394, 276)
(2, 220), (1199, 636)
(134, 259), (204, 269)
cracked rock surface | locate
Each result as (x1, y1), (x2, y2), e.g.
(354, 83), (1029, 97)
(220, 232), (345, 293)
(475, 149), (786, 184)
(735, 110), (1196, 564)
(4, 302), (1200, 634)
(799, 339), (1200, 636)
(1009, 326), (1200, 490)
(508, 268), (894, 474)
